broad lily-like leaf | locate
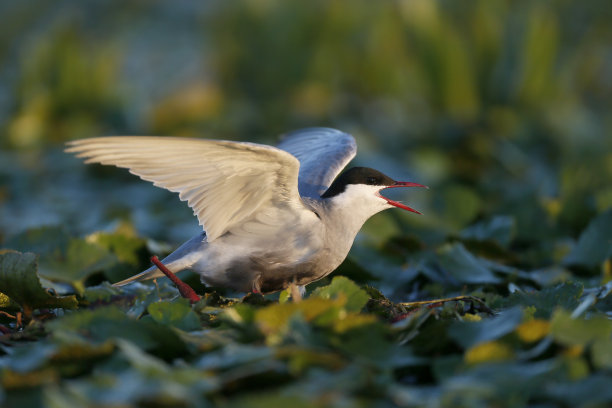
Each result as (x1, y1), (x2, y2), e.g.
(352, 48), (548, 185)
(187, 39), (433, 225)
(0, 250), (78, 314)
(147, 299), (202, 331)
(461, 215), (516, 246)
(38, 239), (117, 294)
(437, 243), (501, 284)
(448, 307), (523, 349)
(311, 276), (370, 312)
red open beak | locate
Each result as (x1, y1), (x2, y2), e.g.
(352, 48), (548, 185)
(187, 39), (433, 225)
(378, 181), (428, 214)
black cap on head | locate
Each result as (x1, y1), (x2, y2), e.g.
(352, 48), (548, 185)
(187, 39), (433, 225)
(321, 167), (395, 198)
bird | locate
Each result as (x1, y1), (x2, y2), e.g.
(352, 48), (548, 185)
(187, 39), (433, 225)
(66, 128), (426, 296)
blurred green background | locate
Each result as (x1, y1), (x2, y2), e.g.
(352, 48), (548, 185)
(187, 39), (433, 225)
(2, 3), (612, 406)
(1, 0), (610, 266)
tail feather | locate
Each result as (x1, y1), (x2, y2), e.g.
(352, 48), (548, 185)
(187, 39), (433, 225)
(113, 232), (207, 287)
(113, 265), (164, 287)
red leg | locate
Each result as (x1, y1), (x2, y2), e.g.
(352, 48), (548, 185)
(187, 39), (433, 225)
(150, 256), (200, 304)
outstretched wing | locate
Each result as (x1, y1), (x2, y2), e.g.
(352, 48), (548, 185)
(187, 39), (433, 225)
(66, 136), (302, 242)
(276, 128), (357, 199)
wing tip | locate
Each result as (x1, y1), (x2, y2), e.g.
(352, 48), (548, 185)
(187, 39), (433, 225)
(279, 127), (353, 141)
(64, 137), (111, 154)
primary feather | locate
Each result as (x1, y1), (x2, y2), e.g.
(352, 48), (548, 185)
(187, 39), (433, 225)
(66, 137), (303, 241)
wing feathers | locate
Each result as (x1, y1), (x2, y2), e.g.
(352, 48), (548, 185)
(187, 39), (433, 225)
(276, 128), (356, 198)
(67, 136), (301, 241)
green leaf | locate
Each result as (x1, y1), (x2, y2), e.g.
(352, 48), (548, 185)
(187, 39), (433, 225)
(115, 339), (168, 374)
(501, 282), (583, 319)
(85, 226), (151, 282)
(86, 225), (147, 266)
(448, 307), (523, 348)
(436, 243), (501, 284)
(550, 309), (612, 346)
(0, 250), (78, 312)
(592, 339), (612, 370)
(83, 282), (123, 303)
(278, 288), (291, 304)
(311, 276), (370, 312)
(545, 374), (612, 407)
(196, 344), (273, 371)
(0, 291), (20, 309)
(255, 297), (342, 336)
(335, 320), (396, 365)
(3, 227), (118, 293)
(461, 215), (515, 246)
(48, 306), (188, 359)
(564, 209), (612, 269)
(147, 299), (201, 331)
(439, 360), (558, 404)
(0, 342), (57, 373)
(38, 238), (117, 293)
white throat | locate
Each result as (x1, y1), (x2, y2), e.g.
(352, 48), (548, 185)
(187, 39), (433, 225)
(323, 183), (392, 236)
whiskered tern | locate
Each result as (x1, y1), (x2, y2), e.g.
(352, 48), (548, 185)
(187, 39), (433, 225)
(66, 128), (426, 295)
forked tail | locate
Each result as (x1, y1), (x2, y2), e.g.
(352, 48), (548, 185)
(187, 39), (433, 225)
(112, 264), (164, 286)
(112, 232), (206, 287)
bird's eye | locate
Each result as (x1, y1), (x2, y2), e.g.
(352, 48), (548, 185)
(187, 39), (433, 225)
(367, 177), (378, 184)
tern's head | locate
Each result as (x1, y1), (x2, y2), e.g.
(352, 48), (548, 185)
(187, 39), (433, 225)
(321, 167), (426, 215)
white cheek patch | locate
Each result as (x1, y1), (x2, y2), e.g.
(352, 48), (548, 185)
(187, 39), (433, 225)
(328, 184), (392, 218)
